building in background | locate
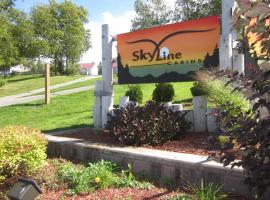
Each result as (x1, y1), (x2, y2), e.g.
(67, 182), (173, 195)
(79, 62), (98, 76)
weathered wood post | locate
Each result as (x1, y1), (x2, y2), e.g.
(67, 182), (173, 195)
(45, 63), (50, 105)
(219, 0), (235, 70)
(101, 24), (114, 128)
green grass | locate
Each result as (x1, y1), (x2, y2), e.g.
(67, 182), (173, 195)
(114, 81), (193, 105)
(0, 90), (93, 132)
(0, 81), (193, 132)
(33, 77), (101, 95)
(56, 160), (152, 195)
(0, 74), (86, 97)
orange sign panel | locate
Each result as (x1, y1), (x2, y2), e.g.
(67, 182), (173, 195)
(117, 16), (220, 84)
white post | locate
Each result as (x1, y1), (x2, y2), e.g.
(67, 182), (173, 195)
(93, 80), (103, 128)
(219, 0), (235, 70)
(102, 24), (114, 128)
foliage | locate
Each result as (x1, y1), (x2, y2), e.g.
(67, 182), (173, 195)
(125, 85), (143, 104)
(195, 71), (250, 114)
(152, 83), (175, 103)
(0, 0), (91, 74)
(57, 160), (151, 194)
(131, 0), (221, 30)
(0, 126), (47, 182)
(173, 0), (221, 22)
(106, 101), (190, 146)
(31, 0), (91, 75)
(188, 180), (227, 200)
(65, 63), (80, 75)
(190, 81), (208, 96)
(233, 0), (270, 59)
(131, 0), (172, 31)
(166, 195), (191, 200)
(0, 79), (6, 87)
(212, 69), (270, 198)
(0, 3), (35, 70)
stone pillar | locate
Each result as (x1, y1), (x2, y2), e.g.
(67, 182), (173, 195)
(102, 24), (113, 128)
(193, 96), (207, 132)
(93, 80), (103, 128)
(119, 96), (129, 108)
(219, 0), (235, 70)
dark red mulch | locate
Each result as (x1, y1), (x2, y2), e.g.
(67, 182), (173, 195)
(57, 129), (211, 156)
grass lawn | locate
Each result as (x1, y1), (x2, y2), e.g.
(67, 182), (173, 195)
(0, 90), (93, 132)
(0, 81), (193, 132)
(0, 74), (86, 97)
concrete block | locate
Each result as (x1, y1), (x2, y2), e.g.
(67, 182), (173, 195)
(132, 159), (151, 174)
(119, 96), (129, 108)
(171, 104), (183, 112)
(193, 96), (207, 132)
(207, 108), (219, 133)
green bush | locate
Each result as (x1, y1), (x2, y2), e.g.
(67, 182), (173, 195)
(125, 85), (143, 104)
(190, 81), (207, 96)
(66, 63), (80, 75)
(196, 71), (250, 114)
(0, 126), (47, 182)
(152, 83), (175, 103)
(0, 79), (6, 87)
(188, 180), (227, 200)
(57, 160), (151, 194)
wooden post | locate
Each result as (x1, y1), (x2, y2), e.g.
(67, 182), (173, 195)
(101, 24), (114, 128)
(45, 63), (50, 105)
(219, 0), (235, 70)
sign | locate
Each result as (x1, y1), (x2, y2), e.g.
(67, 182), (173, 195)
(117, 16), (220, 84)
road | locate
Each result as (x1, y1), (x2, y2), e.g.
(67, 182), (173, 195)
(0, 76), (99, 107)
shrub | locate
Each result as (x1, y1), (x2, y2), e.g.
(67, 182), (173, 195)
(195, 71), (250, 115)
(106, 101), (190, 146)
(0, 79), (6, 87)
(125, 85), (143, 104)
(211, 69), (270, 198)
(152, 83), (175, 103)
(66, 63), (80, 75)
(57, 160), (151, 194)
(190, 81), (207, 96)
(0, 126), (47, 182)
(188, 180), (227, 200)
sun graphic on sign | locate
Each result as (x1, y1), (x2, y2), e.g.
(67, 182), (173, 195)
(160, 47), (170, 58)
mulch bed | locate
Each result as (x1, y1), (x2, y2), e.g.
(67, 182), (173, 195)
(57, 129), (211, 156)
(0, 159), (250, 200)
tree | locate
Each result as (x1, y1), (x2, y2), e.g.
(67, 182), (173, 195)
(173, 0), (221, 22)
(131, 0), (172, 31)
(233, 0), (270, 60)
(0, 0), (33, 70)
(31, 0), (91, 74)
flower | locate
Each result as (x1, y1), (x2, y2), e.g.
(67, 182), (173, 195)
(94, 177), (101, 183)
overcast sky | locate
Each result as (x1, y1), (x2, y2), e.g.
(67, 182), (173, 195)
(15, 0), (176, 64)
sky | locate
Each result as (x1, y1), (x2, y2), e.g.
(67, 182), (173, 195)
(15, 0), (176, 64)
